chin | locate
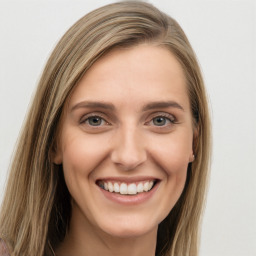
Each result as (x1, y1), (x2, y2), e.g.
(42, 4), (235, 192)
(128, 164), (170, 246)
(98, 216), (158, 239)
(105, 227), (156, 239)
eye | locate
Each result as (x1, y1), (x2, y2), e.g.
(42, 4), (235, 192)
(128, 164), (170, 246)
(145, 113), (176, 129)
(82, 115), (108, 126)
(151, 115), (175, 126)
(152, 116), (170, 126)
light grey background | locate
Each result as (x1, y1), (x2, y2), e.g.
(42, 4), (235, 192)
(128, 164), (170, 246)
(0, 0), (255, 255)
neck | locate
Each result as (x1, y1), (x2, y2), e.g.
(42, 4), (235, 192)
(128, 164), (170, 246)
(55, 206), (157, 256)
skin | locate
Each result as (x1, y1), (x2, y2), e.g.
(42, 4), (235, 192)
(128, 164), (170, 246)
(54, 44), (195, 256)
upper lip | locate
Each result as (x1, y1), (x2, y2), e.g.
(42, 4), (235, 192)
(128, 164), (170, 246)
(96, 176), (160, 183)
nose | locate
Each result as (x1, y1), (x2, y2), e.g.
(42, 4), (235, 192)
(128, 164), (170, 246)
(111, 126), (147, 171)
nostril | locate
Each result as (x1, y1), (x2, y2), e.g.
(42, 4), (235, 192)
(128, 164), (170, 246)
(110, 131), (147, 170)
(111, 149), (147, 171)
(115, 163), (141, 172)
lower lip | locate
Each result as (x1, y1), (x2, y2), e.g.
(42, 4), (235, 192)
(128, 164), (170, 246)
(98, 182), (160, 205)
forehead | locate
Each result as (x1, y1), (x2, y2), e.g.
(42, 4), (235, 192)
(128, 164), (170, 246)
(68, 44), (189, 111)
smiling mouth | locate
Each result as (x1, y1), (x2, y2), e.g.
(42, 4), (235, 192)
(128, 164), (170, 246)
(96, 180), (158, 195)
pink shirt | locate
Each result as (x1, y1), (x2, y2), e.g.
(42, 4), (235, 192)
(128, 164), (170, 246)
(0, 238), (10, 256)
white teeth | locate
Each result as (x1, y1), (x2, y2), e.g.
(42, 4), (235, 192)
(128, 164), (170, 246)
(114, 182), (120, 193)
(108, 182), (114, 192)
(137, 182), (144, 193)
(100, 180), (155, 195)
(143, 181), (149, 192)
(120, 183), (128, 194)
(128, 183), (137, 195)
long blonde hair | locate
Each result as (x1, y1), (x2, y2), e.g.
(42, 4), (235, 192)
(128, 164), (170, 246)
(0, 1), (211, 255)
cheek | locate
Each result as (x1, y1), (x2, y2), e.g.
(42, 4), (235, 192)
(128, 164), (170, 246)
(154, 138), (190, 216)
(60, 131), (111, 194)
(148, 132), (193, 175)
(61, 132), (108, 172)
(147, 132), (191, 211)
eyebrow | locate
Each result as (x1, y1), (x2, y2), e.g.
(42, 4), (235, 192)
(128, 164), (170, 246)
(142, 101), (184, 112)
(71, 101), (116, 112)
(70, 100), (184, 112)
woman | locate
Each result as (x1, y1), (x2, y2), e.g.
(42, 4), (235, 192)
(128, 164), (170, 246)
(0, 1), (211, 256)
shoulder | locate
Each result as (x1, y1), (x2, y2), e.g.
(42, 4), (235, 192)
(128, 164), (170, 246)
(0, 238), (10, 256)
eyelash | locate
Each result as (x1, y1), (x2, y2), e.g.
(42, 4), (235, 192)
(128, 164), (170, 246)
(146, 113), (176, 127)
(80, 113), (109, 127)
(80, 112), (177, 128)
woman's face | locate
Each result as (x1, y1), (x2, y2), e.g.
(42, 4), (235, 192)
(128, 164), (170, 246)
(54, 44), (195, 238)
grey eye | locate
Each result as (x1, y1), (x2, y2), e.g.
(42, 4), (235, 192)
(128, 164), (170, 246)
(87, 116), (103, 126)
(152, 117), (168, 126)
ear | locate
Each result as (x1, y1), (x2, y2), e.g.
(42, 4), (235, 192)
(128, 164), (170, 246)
(51, 144), (63, 165)
(53, 152), (62, 165)
(189, 125), (199, 163)
(189, 153), (195, 163)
